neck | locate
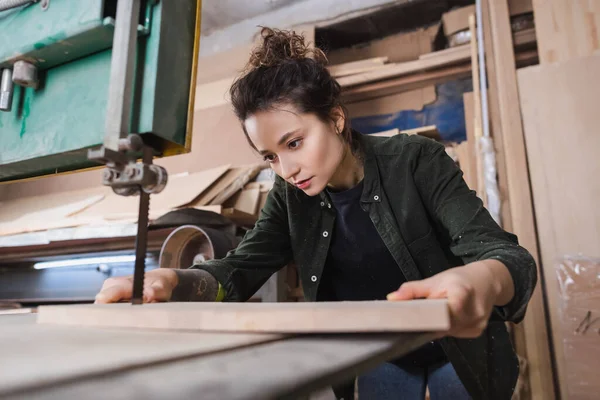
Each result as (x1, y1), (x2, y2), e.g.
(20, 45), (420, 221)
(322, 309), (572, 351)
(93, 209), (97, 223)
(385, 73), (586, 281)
(327, 145), (364, 191)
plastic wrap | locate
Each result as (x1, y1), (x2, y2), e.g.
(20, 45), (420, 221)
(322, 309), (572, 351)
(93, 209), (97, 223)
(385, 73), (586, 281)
(556, 255), (600, 399)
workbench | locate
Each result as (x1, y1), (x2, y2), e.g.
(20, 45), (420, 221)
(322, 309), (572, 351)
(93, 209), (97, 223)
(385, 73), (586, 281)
(0, 314), (437, 400)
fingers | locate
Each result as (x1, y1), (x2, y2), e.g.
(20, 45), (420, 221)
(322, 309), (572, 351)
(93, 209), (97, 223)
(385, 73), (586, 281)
(95, 277), (132, 304)
(143, 279), (172, 303)
(386, 279), (435, 301)
(95, 272), (175, 304)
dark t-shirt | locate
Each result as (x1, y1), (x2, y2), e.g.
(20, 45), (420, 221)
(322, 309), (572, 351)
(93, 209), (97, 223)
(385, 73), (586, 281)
(318, 179), (446, 367)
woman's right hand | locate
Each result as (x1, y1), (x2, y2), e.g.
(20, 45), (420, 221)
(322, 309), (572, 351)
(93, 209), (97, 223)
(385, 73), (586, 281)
(94, 268), (178, 304)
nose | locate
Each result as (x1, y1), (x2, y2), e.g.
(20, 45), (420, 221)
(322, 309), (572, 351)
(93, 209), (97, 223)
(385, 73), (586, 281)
(278, 156), (300, 181)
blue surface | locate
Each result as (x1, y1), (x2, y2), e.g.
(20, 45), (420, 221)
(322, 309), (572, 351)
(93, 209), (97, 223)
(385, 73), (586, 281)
(350, 78), (473, 142)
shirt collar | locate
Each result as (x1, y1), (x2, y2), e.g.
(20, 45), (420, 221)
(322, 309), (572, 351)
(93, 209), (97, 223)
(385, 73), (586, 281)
(318, 131), (382, 204)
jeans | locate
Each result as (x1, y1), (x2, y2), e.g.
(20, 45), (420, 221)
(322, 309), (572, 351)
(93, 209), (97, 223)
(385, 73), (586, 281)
(356, 361), (471, 400)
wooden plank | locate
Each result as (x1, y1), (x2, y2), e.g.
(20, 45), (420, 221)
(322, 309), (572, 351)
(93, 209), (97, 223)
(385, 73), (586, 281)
(517, 54), (600, 400)
(513, 27), (537, 48)
(0, 315), (282, 397)
(454, 143), (475, 190)
(37, 300), (450, 333)
(328, 56), (389, 77)
(418, 44), (469, 60)
(533, 0), (600, 64)
(192, 167), (246, 206)
(209, 164), (263, 206)
(327, 26), (438, 65)
(337, 45), (470, 88)
(341, 63), (472, 103)
(486, 2), (556, 399)
(508, 0), (533, 16)
(469, 15), (487, 207)
(0, 194), (106, 236)
(223, 187), (261, 216)
(345, 86), (436, 118)
(481, 0), (514, 230)
(340, 49), (549, 104)
(461, 93), (478, 193)
(3, 315), (436, 400)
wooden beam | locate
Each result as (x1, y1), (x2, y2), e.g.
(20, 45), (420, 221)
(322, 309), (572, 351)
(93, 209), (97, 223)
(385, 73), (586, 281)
(37, 300), (450, 333)
(340, 49), (537, 104)
(468, 15), (487, 206)
(337, 46), (470, 88)
(328, 56), (389, 77)
(481, 0), (513, 233)
(342, 63), (472, 103)
(486, 1), (556, 399)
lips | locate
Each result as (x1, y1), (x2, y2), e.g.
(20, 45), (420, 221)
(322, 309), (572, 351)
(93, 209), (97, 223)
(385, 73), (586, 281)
(295, 177), (313, 190)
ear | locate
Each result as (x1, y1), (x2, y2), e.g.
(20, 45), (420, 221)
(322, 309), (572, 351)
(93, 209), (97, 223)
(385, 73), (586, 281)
(330, 106), (346, 135)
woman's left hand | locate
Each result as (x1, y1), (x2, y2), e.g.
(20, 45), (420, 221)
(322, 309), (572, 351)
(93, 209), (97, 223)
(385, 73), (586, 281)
(386, 260), (514, 338)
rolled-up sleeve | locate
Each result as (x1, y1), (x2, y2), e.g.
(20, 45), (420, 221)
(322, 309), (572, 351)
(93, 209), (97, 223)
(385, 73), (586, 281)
(411, 138), (537, 323)
(192, 179), (292, 302)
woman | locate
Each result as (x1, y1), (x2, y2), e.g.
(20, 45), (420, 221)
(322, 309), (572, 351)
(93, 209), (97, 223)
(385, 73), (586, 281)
(96, 28), (537, 400)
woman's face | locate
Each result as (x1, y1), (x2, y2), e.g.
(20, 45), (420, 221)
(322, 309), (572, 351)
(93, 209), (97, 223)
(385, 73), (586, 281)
(244, 103), (345, 196)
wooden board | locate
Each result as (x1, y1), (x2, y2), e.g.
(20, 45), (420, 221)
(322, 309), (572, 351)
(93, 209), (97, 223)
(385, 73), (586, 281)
(345, 86), (436, 118)
(518, 54), (600, 400)
(341, 63), (472, 103)
(2, 315), (436, 400)
(37, 300), (450, 333)
(461, 93), (478, 192)
(223, 187), (260, 216)
(481, 0), (513, 232)
(209, 164), (263, 206)
(468, 15), (486, 206)
(337, 45), (470, 88)
(0, 315), (282, 397)
(327, 26), (438, 65)
(328, 56), (389, 77)
(192, 167), (246, 206)
(0, 193), (106, 236)
(486, 1), (556, 399)
(532, 0), (600, 64)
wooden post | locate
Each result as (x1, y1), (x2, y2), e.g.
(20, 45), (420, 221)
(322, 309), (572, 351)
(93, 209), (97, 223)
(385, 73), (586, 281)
(485, 1), (556, 399)
(468, 15), (487, 207)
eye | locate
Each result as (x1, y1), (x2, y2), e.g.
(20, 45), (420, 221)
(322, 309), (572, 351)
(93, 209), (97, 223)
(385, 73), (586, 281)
(288, 138), (302, 149)
(263, 154), (277, 163)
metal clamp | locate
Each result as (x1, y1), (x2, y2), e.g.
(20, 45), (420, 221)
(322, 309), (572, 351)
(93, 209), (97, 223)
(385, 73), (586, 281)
(88, 134), (168, 197)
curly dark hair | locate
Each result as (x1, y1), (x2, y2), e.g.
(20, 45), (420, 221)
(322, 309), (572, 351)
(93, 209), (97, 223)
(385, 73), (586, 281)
(229, 27), (358, 153)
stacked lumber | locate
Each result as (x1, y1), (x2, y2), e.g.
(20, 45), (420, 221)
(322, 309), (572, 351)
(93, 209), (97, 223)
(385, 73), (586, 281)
(0, 164), (270, 238)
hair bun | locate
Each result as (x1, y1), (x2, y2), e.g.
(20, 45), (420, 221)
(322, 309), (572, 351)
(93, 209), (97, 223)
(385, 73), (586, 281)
(247, 27), (327, 69)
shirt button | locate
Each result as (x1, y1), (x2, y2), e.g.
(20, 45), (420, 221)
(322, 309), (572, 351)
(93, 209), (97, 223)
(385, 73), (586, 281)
(327, 203), (331, 208)
(311, 275), (317, 282)
(320, 201), (325, 207)
(322, 231), (329, 237)
(373, 195), (380, 201)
